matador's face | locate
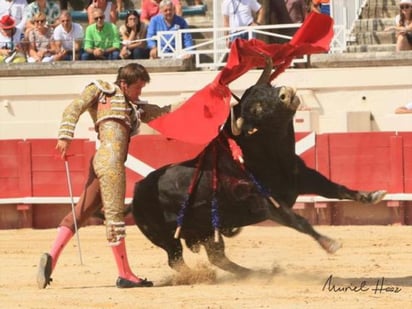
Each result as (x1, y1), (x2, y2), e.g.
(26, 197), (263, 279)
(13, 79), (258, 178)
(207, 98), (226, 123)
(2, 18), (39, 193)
(121, 79), (146, 102)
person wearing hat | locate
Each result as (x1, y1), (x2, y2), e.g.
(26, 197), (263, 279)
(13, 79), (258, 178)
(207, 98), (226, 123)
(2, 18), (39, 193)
(384, 0), (412, 51)
(0, 15), (26, 63)
(0, 0), (28, 31)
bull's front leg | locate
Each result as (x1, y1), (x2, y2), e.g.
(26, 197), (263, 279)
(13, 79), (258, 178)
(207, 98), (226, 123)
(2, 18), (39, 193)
(340, 189), (387, 204)
(267, 199), (342, 254)
(166, 239), (191, 273)
(202, 234), (253, 276)
(296, 157), (386, 204)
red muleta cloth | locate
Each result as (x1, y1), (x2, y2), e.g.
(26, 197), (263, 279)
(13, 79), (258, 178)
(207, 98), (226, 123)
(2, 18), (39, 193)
(149, 12), (334, 145)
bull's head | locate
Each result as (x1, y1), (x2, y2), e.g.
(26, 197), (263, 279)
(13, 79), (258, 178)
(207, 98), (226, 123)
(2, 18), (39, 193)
(231, 56), (300, 136)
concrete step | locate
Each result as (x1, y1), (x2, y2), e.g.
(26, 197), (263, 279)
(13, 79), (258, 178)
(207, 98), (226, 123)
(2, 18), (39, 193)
(352, 30), (397, 45)
(359, 8), (397, 19)
(352, 18), (395, 32)
(346, 43), (396, 53)
(359, 3), (398, 19)
(365, 0), (397, 4)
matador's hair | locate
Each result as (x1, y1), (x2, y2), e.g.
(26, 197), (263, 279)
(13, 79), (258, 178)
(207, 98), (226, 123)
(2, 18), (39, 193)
(115, 63), (151, 86)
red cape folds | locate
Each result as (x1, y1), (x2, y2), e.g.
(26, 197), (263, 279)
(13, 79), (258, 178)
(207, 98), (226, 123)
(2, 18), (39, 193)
(149, 12), (334, 144)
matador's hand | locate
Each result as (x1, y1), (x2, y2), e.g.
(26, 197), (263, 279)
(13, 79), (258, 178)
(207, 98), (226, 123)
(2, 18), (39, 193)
(56, 139), (71, 160)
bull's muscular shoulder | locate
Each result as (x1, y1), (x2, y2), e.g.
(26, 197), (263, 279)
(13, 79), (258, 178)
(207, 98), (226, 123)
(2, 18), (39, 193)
(90, 80), (116, 95)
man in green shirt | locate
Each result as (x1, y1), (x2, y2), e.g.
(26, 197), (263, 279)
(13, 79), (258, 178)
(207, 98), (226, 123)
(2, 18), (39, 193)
(81, 8), (120, 60)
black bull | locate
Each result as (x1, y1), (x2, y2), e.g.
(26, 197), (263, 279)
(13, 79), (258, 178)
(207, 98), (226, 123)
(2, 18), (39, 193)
(130, 74), (386, 275)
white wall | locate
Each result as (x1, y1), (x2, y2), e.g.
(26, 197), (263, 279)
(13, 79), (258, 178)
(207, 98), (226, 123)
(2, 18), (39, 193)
(1, 66), (411, 140)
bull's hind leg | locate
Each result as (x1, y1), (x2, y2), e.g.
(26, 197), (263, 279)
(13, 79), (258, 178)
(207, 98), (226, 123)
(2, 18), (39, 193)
(268, 203), (342, 254)
(202, 234), (252, 276)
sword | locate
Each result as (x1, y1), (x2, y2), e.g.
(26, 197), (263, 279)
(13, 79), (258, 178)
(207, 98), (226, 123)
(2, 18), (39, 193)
(64, 156), (84, 265)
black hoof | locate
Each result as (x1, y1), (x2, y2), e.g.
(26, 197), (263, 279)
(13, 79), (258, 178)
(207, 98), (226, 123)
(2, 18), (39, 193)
(370, 190), (387, 204)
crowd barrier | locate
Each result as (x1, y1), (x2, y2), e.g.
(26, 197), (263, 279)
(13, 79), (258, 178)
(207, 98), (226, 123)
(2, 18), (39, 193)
(1, 132), (412, 229)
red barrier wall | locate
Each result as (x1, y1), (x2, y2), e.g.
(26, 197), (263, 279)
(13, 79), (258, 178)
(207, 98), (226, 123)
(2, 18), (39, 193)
(1, 132), (412, 229)
(0, 140), (22, 198)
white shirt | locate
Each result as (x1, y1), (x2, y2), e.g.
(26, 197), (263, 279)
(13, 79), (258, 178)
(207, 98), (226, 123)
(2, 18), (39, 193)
(222, 0), (261, 32)
(0, 0), (27, 31)
(53, 22), (84, 51)
(0, 26), (22, 49)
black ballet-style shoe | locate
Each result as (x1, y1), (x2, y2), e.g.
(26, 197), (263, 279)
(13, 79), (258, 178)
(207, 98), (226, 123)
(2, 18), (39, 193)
(116, 277), (154, 288)
(37, 253), (53, 289)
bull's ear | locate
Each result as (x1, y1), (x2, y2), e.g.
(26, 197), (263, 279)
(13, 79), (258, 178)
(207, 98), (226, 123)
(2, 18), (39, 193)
(256, 55), (273, 85)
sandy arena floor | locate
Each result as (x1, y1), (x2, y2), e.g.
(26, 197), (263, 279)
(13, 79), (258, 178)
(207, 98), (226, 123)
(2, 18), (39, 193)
(1, 224), (412, 308)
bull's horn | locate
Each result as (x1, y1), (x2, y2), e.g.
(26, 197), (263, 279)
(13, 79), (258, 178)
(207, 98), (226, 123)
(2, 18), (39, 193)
(231, 110), (244, 136)
(256, 55), (273, 85)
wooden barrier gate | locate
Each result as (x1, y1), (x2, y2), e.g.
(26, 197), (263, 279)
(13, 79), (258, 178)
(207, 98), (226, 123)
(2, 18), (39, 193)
(1, 132), (412, 229)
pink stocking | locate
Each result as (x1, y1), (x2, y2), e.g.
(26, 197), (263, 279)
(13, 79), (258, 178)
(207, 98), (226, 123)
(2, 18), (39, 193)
(49, 226), (74, 271)
(111, 238), (140, 282)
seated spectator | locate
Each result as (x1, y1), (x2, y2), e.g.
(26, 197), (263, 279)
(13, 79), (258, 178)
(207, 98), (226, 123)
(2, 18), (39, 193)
(222, 0), (264, 47)
(384, 0), (412, 51)
(53, 10), (84, 60)
(285, 0), (308, 24)
(0, 0), (28, 31)
(27, 12), (66, 62)
(86, 0), (117, 24)
(119, 10), (149, 59)
(24, 0), (60, 36)
(0, 15), (26, 62)
(146, 0), (193, 59)
(140, 0), (182, 25)
(395, 102), (412, 114)
(81, 8), (120, 60)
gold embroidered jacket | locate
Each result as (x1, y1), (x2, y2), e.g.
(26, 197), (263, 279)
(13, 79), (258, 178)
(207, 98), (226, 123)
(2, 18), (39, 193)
(58, 80), (170, 139)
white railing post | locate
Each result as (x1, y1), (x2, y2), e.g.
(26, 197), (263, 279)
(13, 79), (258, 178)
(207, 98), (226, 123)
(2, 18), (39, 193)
(72, 38), (76, 62)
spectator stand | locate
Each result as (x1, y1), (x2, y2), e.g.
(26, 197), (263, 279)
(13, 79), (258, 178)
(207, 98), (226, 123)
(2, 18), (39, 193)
(70, 4), (207, 22)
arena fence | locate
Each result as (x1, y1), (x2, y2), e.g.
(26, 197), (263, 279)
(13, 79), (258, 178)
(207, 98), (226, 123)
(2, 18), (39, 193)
(1, 132), (412, 229)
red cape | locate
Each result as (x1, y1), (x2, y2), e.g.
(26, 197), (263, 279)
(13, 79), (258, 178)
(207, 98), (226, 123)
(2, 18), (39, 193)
(149, 13), (334, 144)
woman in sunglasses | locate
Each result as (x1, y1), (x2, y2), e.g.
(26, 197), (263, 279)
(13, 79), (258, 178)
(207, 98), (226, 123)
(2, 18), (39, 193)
(385, 0), (412, 51)
(119, 10), (149, 59)
(27, 12), (66, 62)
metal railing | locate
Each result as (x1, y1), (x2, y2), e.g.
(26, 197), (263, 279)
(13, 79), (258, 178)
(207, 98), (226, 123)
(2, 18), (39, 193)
(153, 0), (369, 70)
(155, 23), (340, 70)
(329, 0), (368, 44)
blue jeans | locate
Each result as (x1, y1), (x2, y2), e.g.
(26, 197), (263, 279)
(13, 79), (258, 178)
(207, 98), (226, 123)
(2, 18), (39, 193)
(81, 50), (120, 60)
(131, 47), (150, 59)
